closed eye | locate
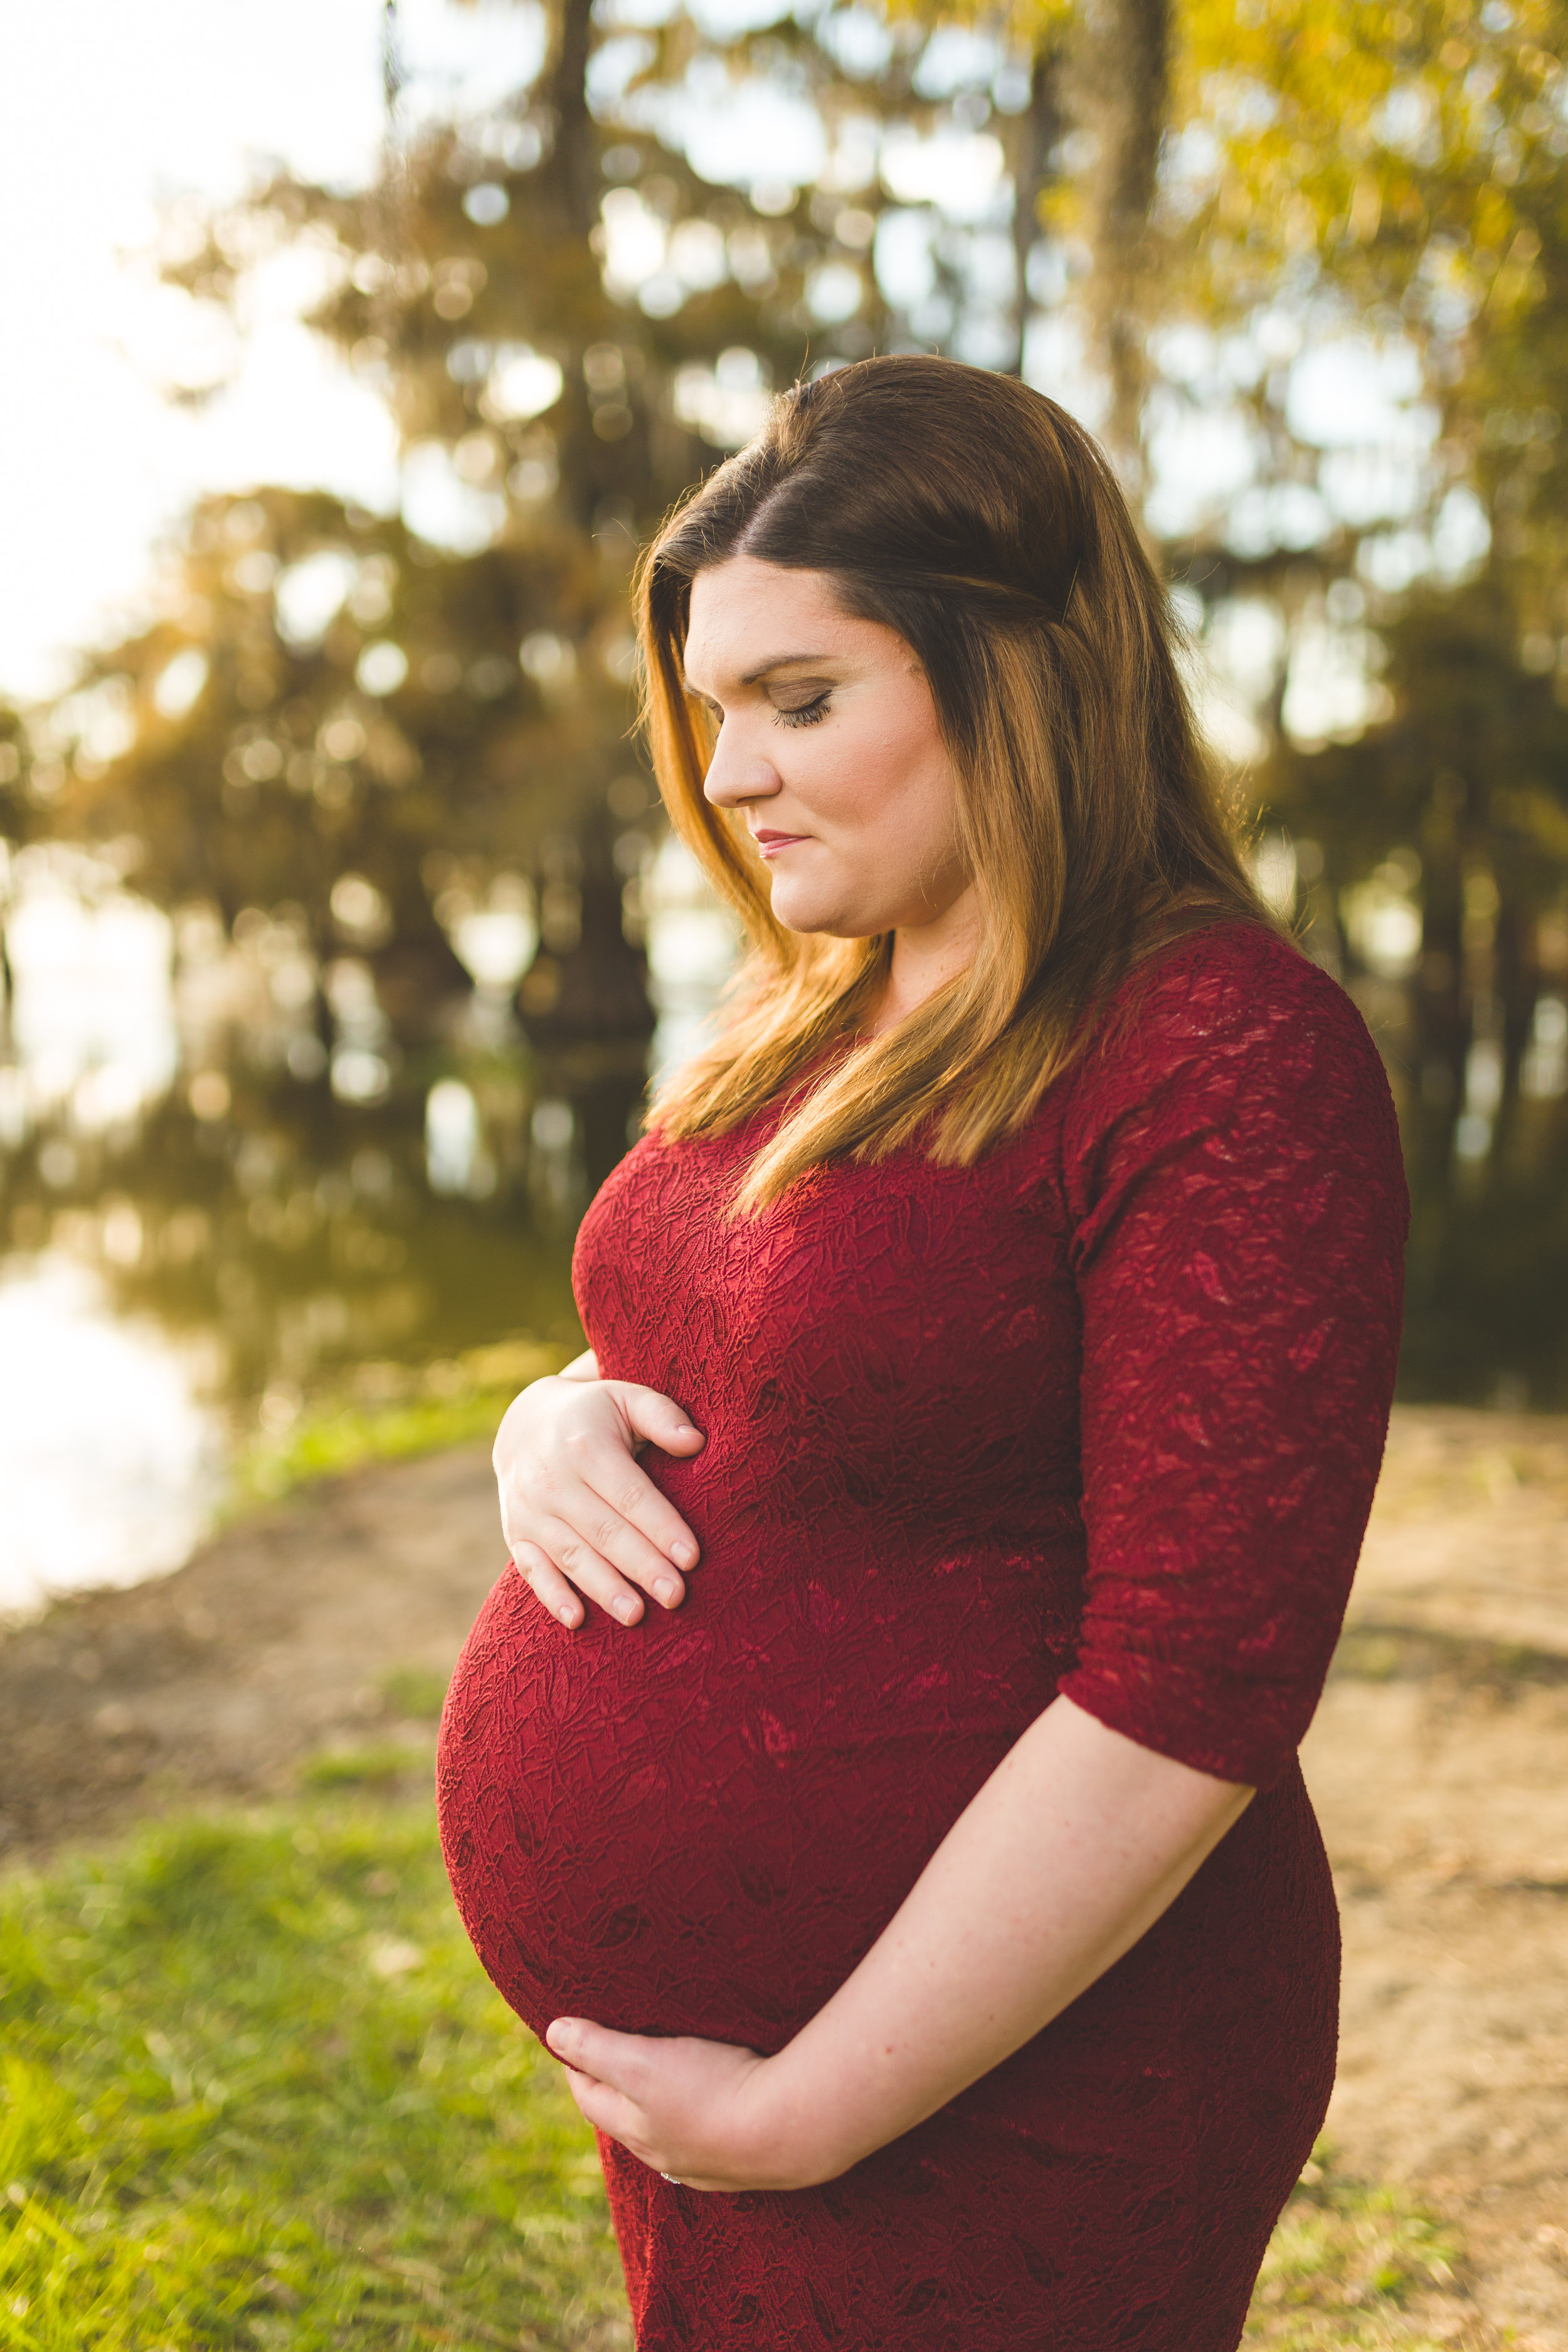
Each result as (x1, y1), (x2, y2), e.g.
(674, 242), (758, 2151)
(774, 693), (830, 729)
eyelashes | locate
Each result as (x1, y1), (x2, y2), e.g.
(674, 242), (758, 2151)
(773, 694), (830, 730)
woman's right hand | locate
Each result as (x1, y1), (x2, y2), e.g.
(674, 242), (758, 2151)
(494, 1360), (706, 1630)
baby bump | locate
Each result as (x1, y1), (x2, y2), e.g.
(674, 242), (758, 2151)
(437, 1552), (1066, 2050)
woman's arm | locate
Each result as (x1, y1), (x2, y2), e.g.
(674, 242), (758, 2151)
(493, 1361), (704, 1628)
(546, 1693), (1253, 2190)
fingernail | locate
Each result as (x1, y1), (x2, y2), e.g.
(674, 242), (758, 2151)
(654, 1579), (679, 1607)
(613, 1596), (639, 1624)
(671, 1541), (696, 1568)
(558, 1605), (578, 1627)
(675, 1424), (702, 1442)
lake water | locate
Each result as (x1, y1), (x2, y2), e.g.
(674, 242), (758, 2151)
(0, 834), (737, 1616)
(0, 1254), (224, 1615)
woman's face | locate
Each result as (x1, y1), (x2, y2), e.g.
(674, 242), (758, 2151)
(683, 556), (967, 941)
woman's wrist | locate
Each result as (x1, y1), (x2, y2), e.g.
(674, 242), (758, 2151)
(737, 2042), (874, 2191)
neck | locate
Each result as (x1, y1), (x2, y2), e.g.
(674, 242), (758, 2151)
(866, 883), (981, 1039)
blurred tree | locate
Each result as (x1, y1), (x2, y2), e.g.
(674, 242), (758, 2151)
(1151, 0), (1568, 1396)
(36, 484), (608, 1043)
(1170, 0), (1567, 596)
(25, 0), (1116, 1184)
(891, 0), (1172, 470)
(1271, 590), (1568, 1165)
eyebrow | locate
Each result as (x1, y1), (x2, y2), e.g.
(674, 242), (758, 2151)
(681, 654), (835, 699)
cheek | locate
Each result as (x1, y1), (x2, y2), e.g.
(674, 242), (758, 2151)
(797, 709), (952, 842)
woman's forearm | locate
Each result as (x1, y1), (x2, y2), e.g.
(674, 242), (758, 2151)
(558, 1348), (600, 1381)
(544, 1697), (1254, 2191)
(756, 1695), (1253, 2185)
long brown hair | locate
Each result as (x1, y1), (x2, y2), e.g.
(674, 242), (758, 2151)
(638, 354), (1268, 1212)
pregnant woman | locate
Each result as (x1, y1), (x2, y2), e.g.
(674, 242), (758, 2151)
(437, 355), (1407, 2350)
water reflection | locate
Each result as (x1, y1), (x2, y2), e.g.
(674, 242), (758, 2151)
(4, 844), (177, 1151)
(0, 1255), (221, 1614)
(426, 1078), (490, 1196)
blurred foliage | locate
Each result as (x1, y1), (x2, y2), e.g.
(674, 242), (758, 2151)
(23, 485), (588, 1032)
(1144, 0), (1568, 1396)
(24, 0), (940, 991)
(1269, 587), (1568, 1164)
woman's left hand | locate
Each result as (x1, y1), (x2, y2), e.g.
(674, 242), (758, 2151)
(545, 2016), (817, 2193)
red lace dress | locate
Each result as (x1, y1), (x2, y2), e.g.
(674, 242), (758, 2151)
(437, 923), (1407, 2351)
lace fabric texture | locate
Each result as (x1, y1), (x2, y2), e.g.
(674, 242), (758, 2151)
(437, 923), (1408, 2351)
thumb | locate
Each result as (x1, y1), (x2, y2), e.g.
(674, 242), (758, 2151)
(548, 2016), (641, 2087)
(621, 1387), (706, 1456)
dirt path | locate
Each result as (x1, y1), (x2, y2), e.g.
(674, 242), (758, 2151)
(2, 1407), (1565, 2345)
(1306, 1409), (1568, 2350)
(0, 1443), (507, 1848)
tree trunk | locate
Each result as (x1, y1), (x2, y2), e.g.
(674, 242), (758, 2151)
(1414, 861), (1467, 1185)
(1072, 0), (1170, 489)
(1004, 49), (1064, 379)
(547, 0), (599, 238)
(1489, 893), (1537, 1173)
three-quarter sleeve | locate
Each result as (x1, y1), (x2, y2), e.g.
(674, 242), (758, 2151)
(1054, 930), (1408, 1789)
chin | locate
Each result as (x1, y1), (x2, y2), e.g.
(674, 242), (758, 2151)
(767, 882), (837, 935)
(768, 877), (878, 940)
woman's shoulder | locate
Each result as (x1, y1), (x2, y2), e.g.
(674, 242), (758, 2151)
(1050, 916), (1406, 1213)
(1085, 916), (1380, 1093)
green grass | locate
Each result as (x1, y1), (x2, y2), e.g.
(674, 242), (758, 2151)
(1244, 2157), (1465, 2349)
(296, 1747), (435, 1793)
(0, 1789), (1468, 2352)
(230, 1340), (574, 1511)
(376, 1670), (453, 1725)
(0, 1793), (627, 2350)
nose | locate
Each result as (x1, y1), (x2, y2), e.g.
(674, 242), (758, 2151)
(703, 723), (783, 810)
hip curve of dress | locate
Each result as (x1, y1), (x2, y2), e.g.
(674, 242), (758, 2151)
(437, 920), (1409, 2352)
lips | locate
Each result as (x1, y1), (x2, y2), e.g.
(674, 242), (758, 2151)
(753, 830), (808, 857)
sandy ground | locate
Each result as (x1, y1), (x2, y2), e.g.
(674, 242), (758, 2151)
(1, 1407), (1564, 2346)
(1305, 1411), (1568, 2349)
